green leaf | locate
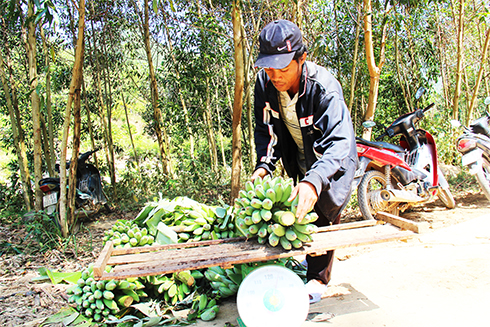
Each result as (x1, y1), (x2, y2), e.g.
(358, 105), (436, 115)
(133, 204), (156, 225)
(152, 0), (158, 13)
(155, 222), (178, 245)
(131, 302), (155, 317)
(141, 316), (164, 326)
(39, 307), (85, 326)
(145, 208), (169, 236)
(168, 0), (175, 12)
(34, 267), (81, 285)
(61, 312), (79, 326)
(215, 207), (227, 219)
(50, 46), (55, 62)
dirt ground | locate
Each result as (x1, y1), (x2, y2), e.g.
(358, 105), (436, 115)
(1, 183), (489, 327)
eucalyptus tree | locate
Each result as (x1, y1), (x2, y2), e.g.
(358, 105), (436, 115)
(304, 0), (367, 127)
(58, 0), (86, 236)
(451, 0), (465, 120)
(130, 0), (170, 175)
(25, 0), (44, 211)
(230, 0), (244, 201)
(160, 7), (197, 166)
(0, 3), (34, 211)
(457, 0), (490, 125)
(434, 0), (489, 124)
(467, 28), (490, 125)
(0, 0), (63, 212)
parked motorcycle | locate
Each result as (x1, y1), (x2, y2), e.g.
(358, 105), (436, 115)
(453, 98), (490, 201)
(354, 88), (455, 220)
(39, 148), (110, 218)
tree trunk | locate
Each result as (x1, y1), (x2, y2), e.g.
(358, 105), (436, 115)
(231, 0), (245, 203)
(41, 27), (55, 176)
(0, 51), (34, 210)
(362, 0), (388, 140)
(240, 22), (256, 171)
(477, 0), (490, 97)
(40, 115), (52, 172)
(222, 66), (234, 117)
(122, 94), (140, 174)
(394, 31), (411, 112)
(88, 2), (110, 172)
(68, 65), (83, 229)
(435, 7), (451, 110)
(25, 0), (43, 211)
(204, 76), (218, 172)
(214, 87), (227, 168)
(59, 0), (86, 237)
(452, 0), (465, 120)
(140, 0), (169, 175)
(348, 2), (362, 113)
(99, 31), (117, 192)
(82, 78), (98, 167)
(334, 0), (341, 81)
(466, 28), (490, 125)
(162, 18), (196, 164)
(293, 0), (304, 28)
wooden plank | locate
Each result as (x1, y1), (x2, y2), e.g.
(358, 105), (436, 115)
(105, 221), (381, 266)
(93, 223), (413, 280)
(102, 221), (379, 267)
(111, 236), (247, 256)
(92, 241), (114, 278)
(107, 241), (254, 266)
(317, 219), (380, 232)
(377, 211), (430, 234)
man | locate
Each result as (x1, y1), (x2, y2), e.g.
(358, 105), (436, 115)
(251, 20), (358, 303)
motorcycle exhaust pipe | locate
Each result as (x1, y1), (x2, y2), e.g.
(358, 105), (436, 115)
(380, 189), (424, 203)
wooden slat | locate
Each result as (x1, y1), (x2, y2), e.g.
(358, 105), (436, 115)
(111, 236), (247, 256)
(377, 211), (430, 233)
(92, 241), (114, 278)
(93, 222), (413, 280)
(317, 219), (380, 232)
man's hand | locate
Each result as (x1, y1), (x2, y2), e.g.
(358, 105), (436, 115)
(288, 181), (318, 223)
(250, 168), (268, 182)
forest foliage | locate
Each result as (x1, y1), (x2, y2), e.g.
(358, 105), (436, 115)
(0, 0), (489, 229)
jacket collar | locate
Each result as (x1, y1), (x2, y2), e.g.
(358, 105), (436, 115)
(299, 61), (309, 98)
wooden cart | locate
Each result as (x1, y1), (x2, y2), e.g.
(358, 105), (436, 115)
(93, 212), (424, 280)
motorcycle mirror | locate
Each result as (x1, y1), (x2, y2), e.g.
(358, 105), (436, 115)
(450, 119), (461, 128)
(362, 120), (376, 129)
(415, 87), (426, 100)
(484, 97), (490, 106)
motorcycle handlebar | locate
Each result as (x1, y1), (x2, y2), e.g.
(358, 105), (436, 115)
(423, 103), (435, 113)
(375, 132), (387, 141)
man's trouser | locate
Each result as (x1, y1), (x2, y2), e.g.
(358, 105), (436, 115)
(305, 212), (341, 285)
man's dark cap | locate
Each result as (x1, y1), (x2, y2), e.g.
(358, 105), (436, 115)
(254, 20), (303, 69)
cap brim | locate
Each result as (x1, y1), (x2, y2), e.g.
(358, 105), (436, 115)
(254, 52), (295, 69)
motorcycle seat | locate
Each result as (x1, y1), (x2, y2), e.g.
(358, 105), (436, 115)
(356, 137), (406, 153)
(471, 120), (490, 138)
(39, 177), (60, 185)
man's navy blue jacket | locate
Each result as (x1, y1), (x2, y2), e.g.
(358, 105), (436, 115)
(254, 61), (358, 222)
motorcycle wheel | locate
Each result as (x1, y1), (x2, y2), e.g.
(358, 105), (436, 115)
(437, 168), (456, 209)
(475, 156), (490, 202)
(357, 170), (399, 220)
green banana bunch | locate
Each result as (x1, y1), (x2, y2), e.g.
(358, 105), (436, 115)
(142, 270), (196, 305)
(234, 176), (320, 250)
(189, 293), (220, 321)
(66, 264), (146, 322)
(178, 204), (236, 243)
(133, 196), (237, 244)
(103, 219), (153, 248)
(203, 265), (242, 298)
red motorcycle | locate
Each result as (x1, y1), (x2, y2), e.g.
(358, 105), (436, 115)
(354, 88), (455, 220)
